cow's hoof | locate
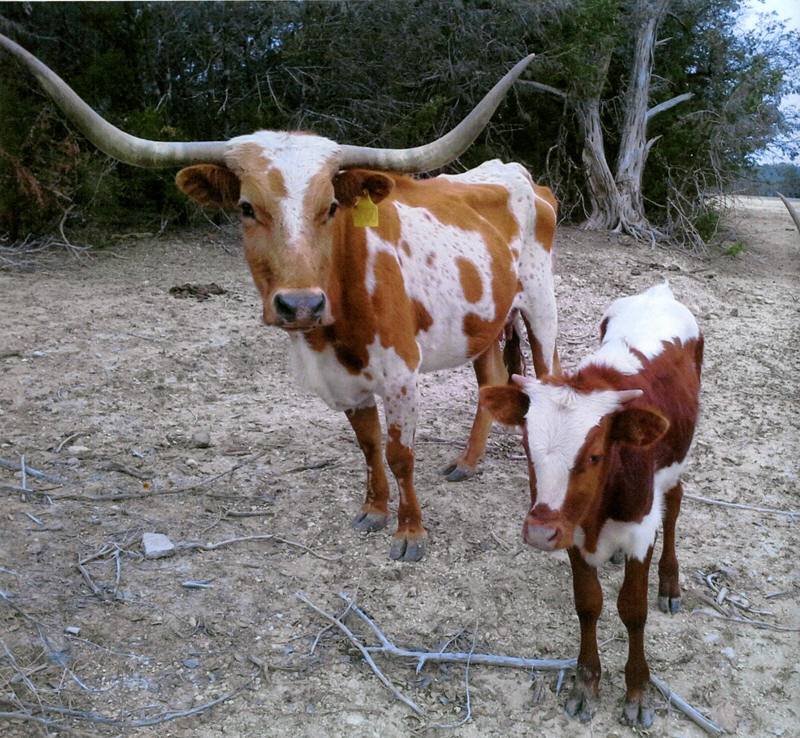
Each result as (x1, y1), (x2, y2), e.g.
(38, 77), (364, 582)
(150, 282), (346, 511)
(621, 696), (654, 728)
(350, 511), (389, 532)
(439, 460), (475, 482)
(610, 550), (625, 565)
(565, 685), (597, 723)
(389, 533), (425, 562)
(658, 594), (681, 614)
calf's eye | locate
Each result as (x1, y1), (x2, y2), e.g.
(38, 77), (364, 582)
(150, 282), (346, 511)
(240, 202), (255, 219)
(328, 201), (339, 218)
(588, 454), (603, 465)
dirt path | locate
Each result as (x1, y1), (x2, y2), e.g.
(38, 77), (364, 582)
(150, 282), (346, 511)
(0, 198), (797, 736)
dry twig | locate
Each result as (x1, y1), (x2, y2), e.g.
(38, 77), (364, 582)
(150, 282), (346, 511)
(297, 591), (724, 735)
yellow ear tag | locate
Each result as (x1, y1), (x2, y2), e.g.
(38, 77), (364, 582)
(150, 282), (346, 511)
(352, 190), (379, 228)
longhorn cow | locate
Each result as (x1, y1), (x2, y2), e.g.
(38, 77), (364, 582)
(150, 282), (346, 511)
(1, 35), (559, 561)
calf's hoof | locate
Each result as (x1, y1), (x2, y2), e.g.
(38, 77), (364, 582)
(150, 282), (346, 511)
(350, 510), (389, 532)
(621, 695), (654, 728)
(565, 685), (597, 723)
(610, 549), (625, 565)
(439, 460), (476, 482)
(658, 594), (681, 614)
(389, 531), (425, 562)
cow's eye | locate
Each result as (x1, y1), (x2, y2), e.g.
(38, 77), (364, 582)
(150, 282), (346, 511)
(588, 454), (603, 465)
(328, 200), (339, 218)
(240, 202), (255, 219)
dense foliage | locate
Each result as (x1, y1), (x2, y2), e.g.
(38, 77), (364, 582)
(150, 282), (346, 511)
(0, 0), (796, 245)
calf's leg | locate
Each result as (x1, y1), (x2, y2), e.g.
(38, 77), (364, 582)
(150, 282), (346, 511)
(440, 341), (507, 482)
(658, 482), (683, 613)
(618, 546), (655, 727)
(345, 405), (390, 532)
(566, 547), (603, 722)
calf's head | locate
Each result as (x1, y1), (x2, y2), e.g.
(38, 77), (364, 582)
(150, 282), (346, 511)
(480, 375), (668, 551)
(176, 134), (393, 331)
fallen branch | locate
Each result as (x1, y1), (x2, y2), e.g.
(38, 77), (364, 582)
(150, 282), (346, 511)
(295, 591), (425, 715)
(0, 456), (67, 485)
(650, 675), (724, 736)
(691, 607), (800, 632)
(684, 493), (799, 518)
(297, 591), (724, 735)
(179, 534), (343, 562)
(777, 191), (800, 233)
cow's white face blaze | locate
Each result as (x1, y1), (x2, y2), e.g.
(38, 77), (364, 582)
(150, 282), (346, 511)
(176, 132), (395, 332)
(227, 132), (342, 330)
(480, 377), (664, 551)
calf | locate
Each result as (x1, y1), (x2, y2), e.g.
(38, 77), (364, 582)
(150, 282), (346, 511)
(480, 283), (702, 726)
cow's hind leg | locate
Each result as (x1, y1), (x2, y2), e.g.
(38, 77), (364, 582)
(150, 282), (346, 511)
(658, 481), (683, 613)
(345, 405), (390, 532)
(440, 340), (507, 482)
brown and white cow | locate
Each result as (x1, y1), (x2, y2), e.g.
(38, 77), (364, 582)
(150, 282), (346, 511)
(1, 35), (559, 561)
(481, 283), (703, 726)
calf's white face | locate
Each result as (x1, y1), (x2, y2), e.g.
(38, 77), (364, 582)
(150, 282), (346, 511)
(480, 376), (667, 550)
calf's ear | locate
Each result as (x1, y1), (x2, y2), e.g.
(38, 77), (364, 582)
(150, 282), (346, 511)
(610, 407), (669, 448)
(176, 165), (241, 208)
(334, 169), (395, 207)
(479, 385), (530, 426)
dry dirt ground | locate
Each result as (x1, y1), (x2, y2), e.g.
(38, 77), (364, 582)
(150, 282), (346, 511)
(1, 196), (798, 737)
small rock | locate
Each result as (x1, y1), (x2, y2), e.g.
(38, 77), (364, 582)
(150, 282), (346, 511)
(721, 647), (735, 660)
(66, 445), (91, 458)
(64, 626), (81, 636)
(142, 532), (175, 559)
(190, 431), (211, 449)
(183, 658), (200, 668)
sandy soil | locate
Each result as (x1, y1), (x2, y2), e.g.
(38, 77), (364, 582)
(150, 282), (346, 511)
(0, 197), (797, 737)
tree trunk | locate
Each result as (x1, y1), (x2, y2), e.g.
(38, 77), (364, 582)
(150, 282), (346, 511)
(576, 97), (620, 229)
(614, 0), (669, 238)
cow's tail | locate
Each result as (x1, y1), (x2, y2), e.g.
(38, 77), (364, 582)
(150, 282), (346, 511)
(502, 311), (526, 380)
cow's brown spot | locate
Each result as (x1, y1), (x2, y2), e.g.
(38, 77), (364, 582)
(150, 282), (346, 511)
(456, 257), (483, 303)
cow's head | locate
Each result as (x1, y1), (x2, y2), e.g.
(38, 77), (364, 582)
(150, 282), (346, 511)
(480, 375), (668, 551)
(175, 135), (394, 330)
(0, 33), (534, 330)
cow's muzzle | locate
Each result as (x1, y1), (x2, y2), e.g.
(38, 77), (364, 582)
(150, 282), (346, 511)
(271, 289), (329, 330)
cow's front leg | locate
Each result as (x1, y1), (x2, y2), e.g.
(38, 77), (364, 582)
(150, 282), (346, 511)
(658, 482), (683, 613)
(619, 546), (655, 728)
(566, 547), (603, 722)
(384, 378), (425, 562)
(441, 341), (507, 482)
(345, 405), (390, 532)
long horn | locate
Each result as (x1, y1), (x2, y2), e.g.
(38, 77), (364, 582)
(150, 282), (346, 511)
(339, 54), (535, 173)
(0, 33), (227, 168)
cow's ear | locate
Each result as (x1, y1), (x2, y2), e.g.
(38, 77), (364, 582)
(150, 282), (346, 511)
(479, 385), (530, 426)
(333, 169), (395, 207)
(610, 407), (669, 448)
(176, 165), (240, 208)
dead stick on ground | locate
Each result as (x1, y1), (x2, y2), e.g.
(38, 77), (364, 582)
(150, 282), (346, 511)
(295, 591), (425, 715)
(299, 591), (723, 736)
(179, 534), (343, 562)
(0, 456), (66, 485)
(684, 493), (798, 518)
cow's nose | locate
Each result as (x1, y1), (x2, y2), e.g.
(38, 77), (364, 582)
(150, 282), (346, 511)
(522, 523), (561, 551)
(273, 291), (326, 325)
